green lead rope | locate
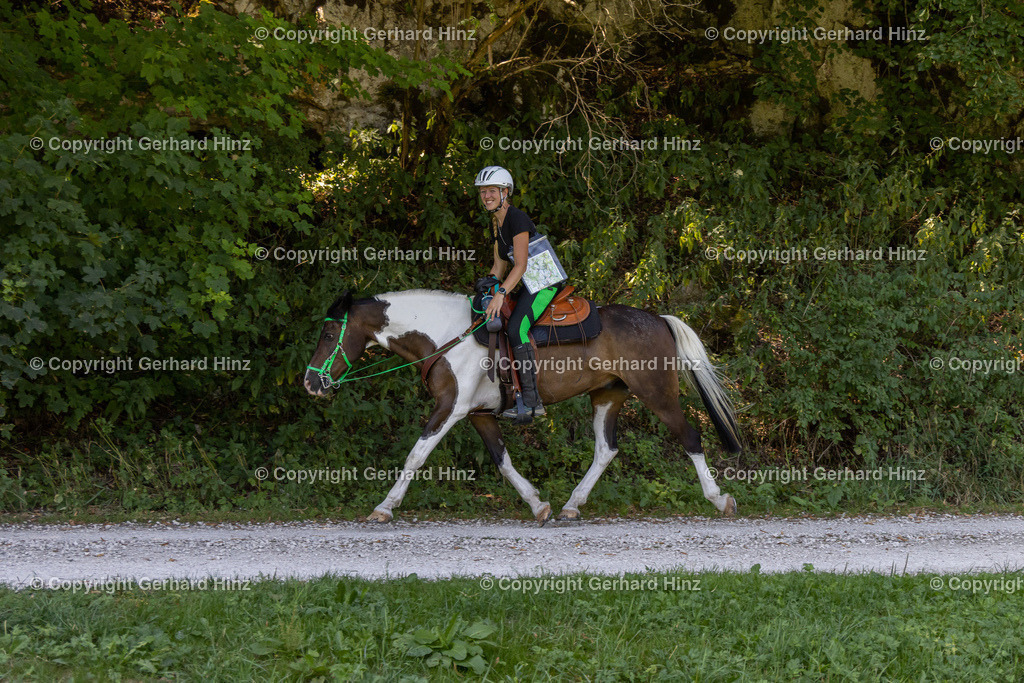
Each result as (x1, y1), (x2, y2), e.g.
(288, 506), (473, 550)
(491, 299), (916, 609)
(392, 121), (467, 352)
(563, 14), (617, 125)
(308, 295), (488, 389)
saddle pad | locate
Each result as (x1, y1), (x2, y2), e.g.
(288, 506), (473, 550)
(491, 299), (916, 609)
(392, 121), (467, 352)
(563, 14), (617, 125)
(530, 304), (602, 346)
(471, 292), (602, 347)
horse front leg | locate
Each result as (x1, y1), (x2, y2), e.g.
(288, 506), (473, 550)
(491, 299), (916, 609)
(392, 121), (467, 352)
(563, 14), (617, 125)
(366, 404), (465, 523)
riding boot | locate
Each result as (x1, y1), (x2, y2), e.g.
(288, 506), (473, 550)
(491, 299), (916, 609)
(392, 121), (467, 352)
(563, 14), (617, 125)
(501, 343), (546, 422)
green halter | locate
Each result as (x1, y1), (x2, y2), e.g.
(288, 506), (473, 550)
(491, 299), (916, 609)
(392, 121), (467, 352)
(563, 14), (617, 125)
(306, 313), (354, 390)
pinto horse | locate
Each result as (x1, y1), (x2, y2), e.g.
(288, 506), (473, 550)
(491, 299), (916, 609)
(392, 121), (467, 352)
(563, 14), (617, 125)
(303, 289), (741, 525)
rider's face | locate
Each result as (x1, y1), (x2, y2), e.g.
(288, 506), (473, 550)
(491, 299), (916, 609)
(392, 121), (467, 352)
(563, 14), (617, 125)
(479, 186), (506, 211)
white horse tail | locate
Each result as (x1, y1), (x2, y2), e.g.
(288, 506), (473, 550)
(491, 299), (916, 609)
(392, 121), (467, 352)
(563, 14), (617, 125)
(661, 315), (742, 453)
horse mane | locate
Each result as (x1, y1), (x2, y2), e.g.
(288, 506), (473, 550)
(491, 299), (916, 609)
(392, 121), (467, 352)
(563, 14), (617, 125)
(327, 289), (466, 318)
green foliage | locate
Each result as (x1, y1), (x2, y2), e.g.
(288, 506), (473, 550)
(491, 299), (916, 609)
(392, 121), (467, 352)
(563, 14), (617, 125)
(392, 615), (496, 675)
(2, 572), (1023, 679)
(1, 0), (1021, 518)
(0, 2), (463, 499)
(751, 0), (1024, 175)
(0, 0), (459, 425)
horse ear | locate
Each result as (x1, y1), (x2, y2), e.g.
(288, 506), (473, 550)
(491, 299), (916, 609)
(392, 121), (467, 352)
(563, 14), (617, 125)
(327, 290), (355, 318)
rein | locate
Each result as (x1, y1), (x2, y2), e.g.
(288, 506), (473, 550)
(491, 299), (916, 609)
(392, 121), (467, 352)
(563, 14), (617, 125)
(307, 296), (487, 390)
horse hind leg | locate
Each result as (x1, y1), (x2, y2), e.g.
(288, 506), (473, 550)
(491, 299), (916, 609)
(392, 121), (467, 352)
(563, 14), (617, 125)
(559, 383), (630, 521)
(468, 412), (551, 526)
(630, 376), (736, 516)
(688, 450), (736, 516)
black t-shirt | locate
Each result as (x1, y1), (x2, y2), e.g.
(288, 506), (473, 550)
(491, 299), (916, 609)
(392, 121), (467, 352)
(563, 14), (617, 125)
(494, 205), (537, 263)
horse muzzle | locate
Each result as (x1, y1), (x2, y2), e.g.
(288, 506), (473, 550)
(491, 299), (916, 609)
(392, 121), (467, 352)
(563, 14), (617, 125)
(303, 369), (335, 397)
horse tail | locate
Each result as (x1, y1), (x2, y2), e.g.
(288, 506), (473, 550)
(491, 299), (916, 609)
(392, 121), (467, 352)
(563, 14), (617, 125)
(660, 315), (742, 454)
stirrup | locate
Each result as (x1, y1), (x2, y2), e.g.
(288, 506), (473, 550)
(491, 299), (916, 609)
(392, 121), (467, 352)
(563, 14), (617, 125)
(501, 392), (545, 422)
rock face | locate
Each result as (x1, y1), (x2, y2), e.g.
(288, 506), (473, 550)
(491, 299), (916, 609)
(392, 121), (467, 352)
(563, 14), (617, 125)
(723, 0), (881, 136)
(220, 0), (500, 132)
(314, 1), (492, 132)
(221, 0), (885, 138)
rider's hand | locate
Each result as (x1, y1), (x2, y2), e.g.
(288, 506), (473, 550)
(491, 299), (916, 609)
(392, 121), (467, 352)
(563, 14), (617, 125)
(485, 292), (504, 321)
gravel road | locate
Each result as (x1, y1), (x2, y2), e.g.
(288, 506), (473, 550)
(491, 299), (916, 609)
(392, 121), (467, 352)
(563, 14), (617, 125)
(2, 514), (1022, 589)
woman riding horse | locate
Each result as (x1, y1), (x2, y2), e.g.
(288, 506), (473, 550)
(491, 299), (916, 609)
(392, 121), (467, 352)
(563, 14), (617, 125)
(475, 165), (561, 423)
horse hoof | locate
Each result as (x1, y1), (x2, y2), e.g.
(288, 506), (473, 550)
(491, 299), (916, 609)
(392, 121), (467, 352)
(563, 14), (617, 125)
(536, 503), (552, 527)
(366, 510), (393, 523)
(557, 508), (581, 521)
(721, 495), (737, 517)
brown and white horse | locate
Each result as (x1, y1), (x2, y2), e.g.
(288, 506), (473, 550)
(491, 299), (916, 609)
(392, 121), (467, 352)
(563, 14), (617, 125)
(304, 289), (741, 525)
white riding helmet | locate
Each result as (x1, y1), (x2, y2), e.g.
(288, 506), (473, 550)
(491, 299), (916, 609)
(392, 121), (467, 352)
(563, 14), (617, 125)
(474, 166), (514, 196)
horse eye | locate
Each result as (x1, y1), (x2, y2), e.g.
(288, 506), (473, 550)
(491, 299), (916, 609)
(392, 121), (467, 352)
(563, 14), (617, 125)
(324, 333), (333, 341)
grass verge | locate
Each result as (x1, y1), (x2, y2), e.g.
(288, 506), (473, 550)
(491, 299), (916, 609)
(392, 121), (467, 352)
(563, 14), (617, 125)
(2, 569), (1023, 680)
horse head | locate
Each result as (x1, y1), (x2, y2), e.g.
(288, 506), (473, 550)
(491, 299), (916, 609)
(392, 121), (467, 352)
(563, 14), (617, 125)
(303, 290), (382, 397)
